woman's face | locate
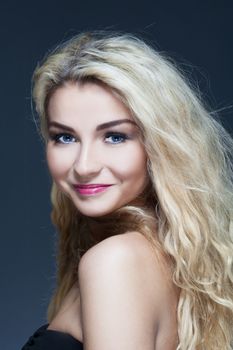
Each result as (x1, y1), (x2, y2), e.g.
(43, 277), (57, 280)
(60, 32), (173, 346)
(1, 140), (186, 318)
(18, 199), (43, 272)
(46, 82), (148, 217)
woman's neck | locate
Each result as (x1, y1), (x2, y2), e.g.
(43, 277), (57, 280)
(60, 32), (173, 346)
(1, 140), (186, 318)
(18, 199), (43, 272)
(82, 193), (157, 243)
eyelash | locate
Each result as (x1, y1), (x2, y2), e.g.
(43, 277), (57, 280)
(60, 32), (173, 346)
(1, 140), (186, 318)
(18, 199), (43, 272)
(50, 133), (76, 144)
(104, 132), (129, 144)
(49, 131), (130, 145)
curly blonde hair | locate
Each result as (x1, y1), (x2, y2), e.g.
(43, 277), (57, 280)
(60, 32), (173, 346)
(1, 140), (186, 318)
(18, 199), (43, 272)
(33, 31), (233, 349)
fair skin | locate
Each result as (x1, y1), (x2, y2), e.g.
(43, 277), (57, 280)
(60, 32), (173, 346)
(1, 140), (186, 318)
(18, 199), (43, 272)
(46, 81), (179, 350)
(46, 81), (148, 217)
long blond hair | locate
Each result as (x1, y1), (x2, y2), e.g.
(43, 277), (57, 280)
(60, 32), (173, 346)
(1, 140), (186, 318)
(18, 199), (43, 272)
(33, 32), (233, 349)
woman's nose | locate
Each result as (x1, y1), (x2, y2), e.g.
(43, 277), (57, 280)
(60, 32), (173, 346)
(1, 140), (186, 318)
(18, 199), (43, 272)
(73, 143), (102, 180)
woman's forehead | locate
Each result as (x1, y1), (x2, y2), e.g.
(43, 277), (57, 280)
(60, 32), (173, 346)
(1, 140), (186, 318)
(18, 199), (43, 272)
(47, 81), (135, 127)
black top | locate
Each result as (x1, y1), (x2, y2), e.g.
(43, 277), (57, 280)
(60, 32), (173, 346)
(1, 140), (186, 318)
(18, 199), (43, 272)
(21, 324), (83, 350)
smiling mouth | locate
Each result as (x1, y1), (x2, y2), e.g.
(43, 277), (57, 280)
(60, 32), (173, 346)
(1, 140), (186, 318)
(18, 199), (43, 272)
(73, 184), (113, 196)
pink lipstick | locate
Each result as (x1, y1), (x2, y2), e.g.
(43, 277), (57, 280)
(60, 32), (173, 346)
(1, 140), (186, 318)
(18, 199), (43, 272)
(73, 184), (113, 196)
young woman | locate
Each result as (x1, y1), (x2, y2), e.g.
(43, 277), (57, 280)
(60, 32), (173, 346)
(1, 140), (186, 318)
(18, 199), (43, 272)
(22, 32), (233, 350)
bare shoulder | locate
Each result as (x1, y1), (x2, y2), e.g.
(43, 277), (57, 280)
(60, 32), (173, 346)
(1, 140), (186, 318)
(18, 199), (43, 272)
(79, 231), (173, 293)
(79, 231), (155, 268)
(78, 232), (178, 350)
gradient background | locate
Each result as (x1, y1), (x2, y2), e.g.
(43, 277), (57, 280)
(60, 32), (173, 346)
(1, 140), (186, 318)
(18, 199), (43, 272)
(1, 1), (233, 349)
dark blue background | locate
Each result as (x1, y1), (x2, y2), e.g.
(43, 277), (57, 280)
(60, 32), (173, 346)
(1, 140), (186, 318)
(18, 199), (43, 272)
(0, 1), (232, 349)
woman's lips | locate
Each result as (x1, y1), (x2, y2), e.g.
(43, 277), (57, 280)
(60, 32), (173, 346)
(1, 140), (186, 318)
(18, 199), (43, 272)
(73, 184), (113, 195)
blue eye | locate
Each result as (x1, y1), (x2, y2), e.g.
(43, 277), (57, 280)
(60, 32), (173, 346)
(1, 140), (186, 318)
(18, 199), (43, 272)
(105, 132), (128, 144)
(52, 133), (76, 144)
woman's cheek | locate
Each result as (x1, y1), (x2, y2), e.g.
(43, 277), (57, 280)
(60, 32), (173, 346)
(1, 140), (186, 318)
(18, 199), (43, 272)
(46, 148), (72, 179)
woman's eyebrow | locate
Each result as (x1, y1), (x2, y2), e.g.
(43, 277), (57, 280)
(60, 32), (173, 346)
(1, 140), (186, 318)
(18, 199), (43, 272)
(96, 119), (136, 131)
(48, 121), (75, 132)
